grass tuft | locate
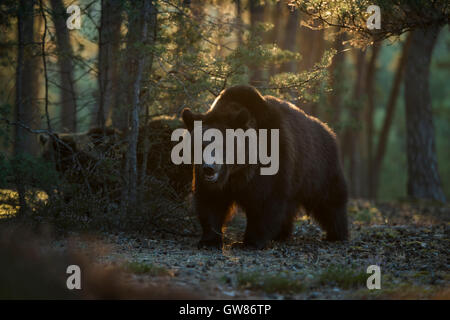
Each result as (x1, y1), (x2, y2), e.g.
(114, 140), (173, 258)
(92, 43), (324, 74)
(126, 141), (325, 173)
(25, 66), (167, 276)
(237, 271), (305, 294)
(124, 261), (170, 276)
(316, 265), (367, 289)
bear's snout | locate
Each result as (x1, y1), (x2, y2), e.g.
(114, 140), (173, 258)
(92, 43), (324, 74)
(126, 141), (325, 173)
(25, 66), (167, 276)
(202, 163), (221, 182)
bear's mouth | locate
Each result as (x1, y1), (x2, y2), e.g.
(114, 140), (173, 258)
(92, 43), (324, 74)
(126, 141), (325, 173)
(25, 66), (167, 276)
(204, 172), (219, 183)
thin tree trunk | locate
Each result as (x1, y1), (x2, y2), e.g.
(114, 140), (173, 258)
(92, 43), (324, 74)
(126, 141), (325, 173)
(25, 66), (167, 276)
(308, 28), (325, 117)
(372, 35), (412, 198)
(297, 17), (325, 72)
(279, 5), (300, 104)
(268, 1), (282, 77)
(327, 32), (346, 128)
(249, 0), (264, 86)
(15, 0), (39, 156)
(348, 49), (367, 198)
(14, 0), (39, 216)
(235, 0), (243, 47)
(50, 0), (77, 132)
(96, 0), (123, 129)
(365, 44), (381, 198)
(139, 2), (158, 199)
(113, 4), (142, 132)
(404, 25), (446, 203)
(297, 16), (325, 115)
(122, 0), (156, 212)
(280, 5), (299, 74)
(168, 0), (202, 113)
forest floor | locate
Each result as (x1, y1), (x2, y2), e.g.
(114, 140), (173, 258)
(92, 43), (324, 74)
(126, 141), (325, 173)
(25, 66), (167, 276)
(48, 199), (449, 299)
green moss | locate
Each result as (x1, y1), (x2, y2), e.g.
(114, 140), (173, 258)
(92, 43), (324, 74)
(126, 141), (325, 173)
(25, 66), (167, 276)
(348, 201), (384, 225)
(316, 265), (367, 289)
(237, 271), (305, 294)
(125, 261), (169, 276)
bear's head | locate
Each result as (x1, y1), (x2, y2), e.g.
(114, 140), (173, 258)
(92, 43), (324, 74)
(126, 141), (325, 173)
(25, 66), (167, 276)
(37, 133), (78, 165)
(38, 128), (124, 167)
(181, 87), (264, 188)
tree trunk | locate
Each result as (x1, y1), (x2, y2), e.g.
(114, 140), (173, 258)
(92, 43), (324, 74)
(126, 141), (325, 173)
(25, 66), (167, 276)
(113, 3), (142, 132)
(249, 0), (265, 86)
(280, 5), (299, 74)
(50, 0), (77, 132)
(372, 35), (412, 198)
(235, 0), (244, 47)
(297, 16), (325, 115)
(297, 17), (325, 72)
(122, 0), (156, 212)
(267, 1), (282, 77)
(404, 25), (446, 203)
(365, 44), (381, 198)
(15, 0), (39, 216)
(347, 49), (367, 198)
(139, 1), (158, 197)
(15, 0), (39, 156)
(96, 0), (123, 129)
(326, 32), (346, 128)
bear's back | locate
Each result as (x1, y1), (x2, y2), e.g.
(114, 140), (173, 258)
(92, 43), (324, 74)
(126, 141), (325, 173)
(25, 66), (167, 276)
(263, 95), (340, 191)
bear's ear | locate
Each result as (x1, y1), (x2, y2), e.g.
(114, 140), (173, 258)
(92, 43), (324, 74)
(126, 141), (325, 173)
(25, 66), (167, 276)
(232, 109), (251, 128)
(38, 134), (49, 146)
(182, 108), (196, 131)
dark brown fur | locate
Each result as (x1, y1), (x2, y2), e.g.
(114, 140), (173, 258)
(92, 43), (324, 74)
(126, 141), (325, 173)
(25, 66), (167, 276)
(38, 122), (192, 200)
(38, 127), (123, 174)
(137, 118), (192, 197)
(37, 127), (124, 200)
(182, 85), (349, 249)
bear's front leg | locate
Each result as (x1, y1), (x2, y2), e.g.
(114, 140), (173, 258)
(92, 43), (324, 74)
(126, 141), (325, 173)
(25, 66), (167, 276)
(243, 199), (288, 249)
(195, 193), (232, 249)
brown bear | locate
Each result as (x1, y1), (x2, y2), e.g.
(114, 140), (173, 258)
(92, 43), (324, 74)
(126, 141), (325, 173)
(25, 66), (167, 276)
(38, 122), (192, 201)
(181, 85), (348, 249)
(38, 127), (123, 174)
(38, 127), (124, 199)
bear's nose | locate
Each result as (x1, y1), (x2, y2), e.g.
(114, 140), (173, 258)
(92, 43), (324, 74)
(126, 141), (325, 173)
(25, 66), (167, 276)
(202, 164), (216, 176)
